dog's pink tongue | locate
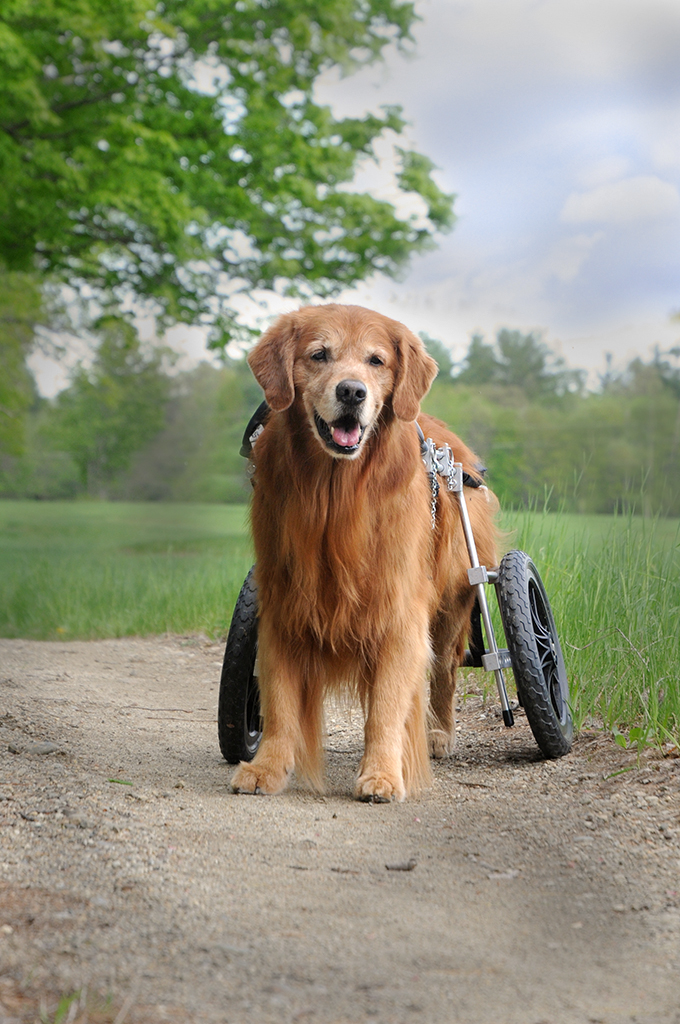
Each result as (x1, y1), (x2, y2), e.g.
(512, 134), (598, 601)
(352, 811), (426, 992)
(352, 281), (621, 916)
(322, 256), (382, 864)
(332, 423), (361, 447)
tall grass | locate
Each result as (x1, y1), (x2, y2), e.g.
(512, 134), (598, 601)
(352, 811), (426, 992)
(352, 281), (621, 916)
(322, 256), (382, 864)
(0, 501), (253, 639)
(2, 500), (679, 744)
(501, 509), (680, 746)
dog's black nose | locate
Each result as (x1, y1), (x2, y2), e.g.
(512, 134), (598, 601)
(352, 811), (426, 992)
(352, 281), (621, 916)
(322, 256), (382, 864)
(336, 379), (367, 406)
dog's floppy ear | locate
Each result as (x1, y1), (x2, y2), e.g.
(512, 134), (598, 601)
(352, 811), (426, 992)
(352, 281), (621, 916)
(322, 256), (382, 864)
(391, 326), (439, 421)
(247, 312), (299, 411)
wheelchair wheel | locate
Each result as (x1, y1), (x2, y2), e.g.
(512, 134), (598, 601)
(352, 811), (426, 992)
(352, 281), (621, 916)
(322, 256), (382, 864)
(217, 566), (262, 764)
(496, 550), (573, 758)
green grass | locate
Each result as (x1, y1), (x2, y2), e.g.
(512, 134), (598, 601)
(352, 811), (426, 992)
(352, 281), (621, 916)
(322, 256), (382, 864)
(1, 500), (679, 745)
(500, 509), (680, 747)
(0, 500), (253, 640)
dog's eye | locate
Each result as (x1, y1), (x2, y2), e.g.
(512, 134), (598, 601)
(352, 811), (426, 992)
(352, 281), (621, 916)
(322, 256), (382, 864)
(310, 349), (327, 362)
(368, 354), (384, 367)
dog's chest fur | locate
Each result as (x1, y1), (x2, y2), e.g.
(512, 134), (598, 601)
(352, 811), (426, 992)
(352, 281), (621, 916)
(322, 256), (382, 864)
(251, 410), (434, 650)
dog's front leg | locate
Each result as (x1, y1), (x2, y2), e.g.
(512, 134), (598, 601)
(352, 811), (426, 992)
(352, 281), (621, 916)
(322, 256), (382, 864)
(356, 626), (432, 803)
(231, 628), (303, 796)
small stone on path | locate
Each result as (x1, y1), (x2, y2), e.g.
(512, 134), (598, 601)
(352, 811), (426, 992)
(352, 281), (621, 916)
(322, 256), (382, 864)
(27, 741), (61, 755)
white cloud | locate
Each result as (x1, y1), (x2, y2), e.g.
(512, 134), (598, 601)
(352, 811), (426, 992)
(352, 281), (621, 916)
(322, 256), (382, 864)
(560, 176), (680, 225)
(577, 157), (631, 189)
(651, 128), (680, 171)
(544, 232), (605, 283)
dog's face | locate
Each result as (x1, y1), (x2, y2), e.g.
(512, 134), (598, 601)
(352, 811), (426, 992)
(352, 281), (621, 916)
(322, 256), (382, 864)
(293, 312), (396, 458)
(248, 304), (438, 460)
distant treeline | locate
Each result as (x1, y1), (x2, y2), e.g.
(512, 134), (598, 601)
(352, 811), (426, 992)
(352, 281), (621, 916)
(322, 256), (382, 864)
(425, 330), (680, 516)
(0, 317), (262, 505)
(2, 319), (680, 516)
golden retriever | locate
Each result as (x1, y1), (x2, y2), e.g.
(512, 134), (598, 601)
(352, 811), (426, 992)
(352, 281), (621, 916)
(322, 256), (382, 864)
(231, 303), (498, 802)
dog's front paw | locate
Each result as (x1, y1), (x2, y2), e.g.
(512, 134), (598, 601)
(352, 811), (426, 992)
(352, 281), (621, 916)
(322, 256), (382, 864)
(429, 727), (456, 759)
(355, 770), (405, 804)
(231, 759), (291, 795)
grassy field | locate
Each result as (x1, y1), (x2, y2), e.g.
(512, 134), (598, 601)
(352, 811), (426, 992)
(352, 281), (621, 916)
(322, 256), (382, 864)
(1, 500), (679, 745)
(0, 501), (254, 641)
(502, 509), (680, 747)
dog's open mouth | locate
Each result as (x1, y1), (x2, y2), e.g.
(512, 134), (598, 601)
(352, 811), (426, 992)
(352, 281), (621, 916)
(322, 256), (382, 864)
(313, 411), (366, 455)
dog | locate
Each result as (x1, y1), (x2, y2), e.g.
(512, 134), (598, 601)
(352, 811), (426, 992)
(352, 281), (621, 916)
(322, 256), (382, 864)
(231, 304), (498, 802)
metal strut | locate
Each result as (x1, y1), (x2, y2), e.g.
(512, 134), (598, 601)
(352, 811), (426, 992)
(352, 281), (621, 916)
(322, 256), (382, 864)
(448, 461), (515, 728)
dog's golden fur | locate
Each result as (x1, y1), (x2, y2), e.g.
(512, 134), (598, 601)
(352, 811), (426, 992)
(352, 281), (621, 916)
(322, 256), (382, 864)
(231, 304), (498, 802)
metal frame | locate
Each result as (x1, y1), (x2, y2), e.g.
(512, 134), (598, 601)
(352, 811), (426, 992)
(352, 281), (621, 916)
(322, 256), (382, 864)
(448, 460), (515, 728)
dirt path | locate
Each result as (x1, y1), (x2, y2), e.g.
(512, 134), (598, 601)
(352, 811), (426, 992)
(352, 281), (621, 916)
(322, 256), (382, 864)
(1, 635), (679, 1024)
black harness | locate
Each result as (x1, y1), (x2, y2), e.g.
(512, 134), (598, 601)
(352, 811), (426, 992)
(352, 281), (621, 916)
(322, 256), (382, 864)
(240, 400), (271, 458)
(240, 402), (486, 493)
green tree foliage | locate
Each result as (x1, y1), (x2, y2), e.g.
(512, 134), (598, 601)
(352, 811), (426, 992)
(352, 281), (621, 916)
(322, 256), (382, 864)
(0, 269), (41, 457)
(425, 346), (680, 516)
(454, 328), (585, 398)
(452, 332), (497, 388)
(0, 0), (454, 344)
(419, 331), (453, 380)
(650, 345), (680, 399)
(115, 359), (260, 502)
(6, 325), (680, 516)
(53, 315), (170, 495)
(92, 338), (680, 515)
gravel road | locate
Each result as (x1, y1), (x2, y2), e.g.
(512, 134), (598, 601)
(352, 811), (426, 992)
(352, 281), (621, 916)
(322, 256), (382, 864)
(1, 634), (679, 1024)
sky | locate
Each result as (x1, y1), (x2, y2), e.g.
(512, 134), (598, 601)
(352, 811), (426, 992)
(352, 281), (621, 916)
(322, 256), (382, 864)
(318, 0), (680, 380)
(29, 0), (680, 394)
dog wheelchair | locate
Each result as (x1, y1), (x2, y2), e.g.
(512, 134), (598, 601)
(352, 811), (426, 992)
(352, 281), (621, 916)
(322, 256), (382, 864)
(217, 406), (573, 766)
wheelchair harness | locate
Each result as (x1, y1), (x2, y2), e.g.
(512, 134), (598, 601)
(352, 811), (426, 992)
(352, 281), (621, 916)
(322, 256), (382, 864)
(240, 401), (486, 529)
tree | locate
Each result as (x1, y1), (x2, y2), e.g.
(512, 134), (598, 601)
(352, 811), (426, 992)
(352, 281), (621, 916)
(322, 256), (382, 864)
(53, 315), (170, 494)
(652, 346), (680, 400)
(0, 0), (455, 345)
(453, 333), (497, 387)
(0, 269), (41, 457)
(454, 328), (584, 398)
(419, 331), (453, 380)
(496, 329), (555, 393)
(116, 359), (261, 502)
(426, 348), (680, 517)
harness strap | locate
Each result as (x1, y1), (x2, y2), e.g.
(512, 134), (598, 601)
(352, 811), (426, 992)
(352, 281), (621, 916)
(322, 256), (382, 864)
(240, 400), (270, 458)
(242, 405), (487, 480)
(239, 405), (487, 524)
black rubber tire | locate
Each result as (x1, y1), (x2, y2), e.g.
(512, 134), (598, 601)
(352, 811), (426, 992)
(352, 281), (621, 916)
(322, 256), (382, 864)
(217, 566), (262, 764)
(496, 550), (573, 758)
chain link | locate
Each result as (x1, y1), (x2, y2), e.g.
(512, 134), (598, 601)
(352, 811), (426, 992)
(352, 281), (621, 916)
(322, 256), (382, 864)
(430, 474), (438, 529)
